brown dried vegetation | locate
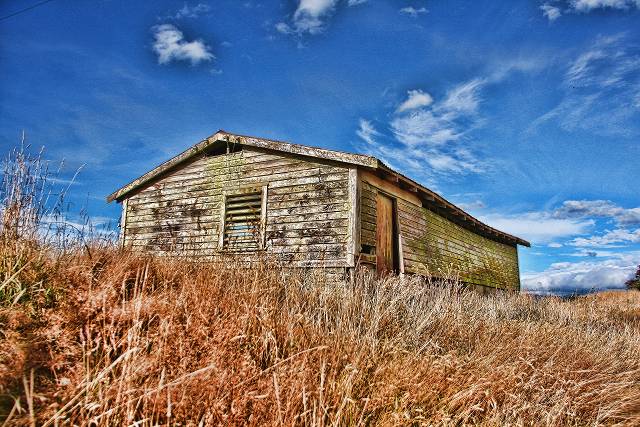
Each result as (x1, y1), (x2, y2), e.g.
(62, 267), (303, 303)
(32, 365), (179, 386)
(2, 146), (640, 426)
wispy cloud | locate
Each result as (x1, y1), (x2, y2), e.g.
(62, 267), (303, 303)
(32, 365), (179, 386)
(438, 78), (485, 114)
(553, 199), (640, 226)
(152, 24), (215, 66)
(456, 199), (486, 211)
(173, 3), (211, 19)
(354, 78), (487, 177)
(354, 59), (547, 179)
(388, 79), (486, 174)
(399, 6), (428, 17)
(390, 79), (484, 148)
(531, 34), (640, 137)
(275, 0), (339, 35)
(356, 119), (381, 146)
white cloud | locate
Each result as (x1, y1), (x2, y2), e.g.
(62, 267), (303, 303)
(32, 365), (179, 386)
(152, 24), (214, 66)
(571, 228), (640, 247)
(541, 3), (562, 20)
(480, 212), (594, 244)
(571, 0), (639, 12)
(399, 6), (428, 17)
(397, 89), (433, 113)
(477, 198), (640, 293)
(174, 3), (210, 19)
(553, 199), (640, 226)
(540, 0), (640, 19)
(477, 200), (640, 246)
(522, 252), (638, 293)
(277, 0), (339, 35)
(348, 0), (368, 5)
(554, 199), (621, 218)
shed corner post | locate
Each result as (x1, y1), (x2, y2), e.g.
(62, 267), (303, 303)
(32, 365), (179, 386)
(347, 167), (361, 272)
(514, 244), (522, 292)
(119, 198), (128, 249)
(260, 184), (268, 249)
(218, 192), (227, 250)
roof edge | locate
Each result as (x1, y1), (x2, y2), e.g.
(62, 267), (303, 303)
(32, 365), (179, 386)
(376, 163), (531, 247)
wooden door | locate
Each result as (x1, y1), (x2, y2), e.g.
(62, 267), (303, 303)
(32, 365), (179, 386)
(376, 193), (396, 275)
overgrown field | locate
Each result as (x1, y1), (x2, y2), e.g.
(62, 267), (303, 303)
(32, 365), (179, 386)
(2, 145), (640, 425)
(2, 240), (640, 426)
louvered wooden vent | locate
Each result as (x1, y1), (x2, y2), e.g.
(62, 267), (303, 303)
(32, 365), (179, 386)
(221, 188), (266, 251)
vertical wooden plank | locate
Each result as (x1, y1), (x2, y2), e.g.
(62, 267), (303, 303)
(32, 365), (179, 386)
(513, 246), (521, 291)
(346, 167), (360, 267)
(398, 234), (405, 275)
(260, 184), (268, 249)
(119, 198), (128, 248)
(376, 193), (394, 275)
(395, 204), (405, 275)
(218, 192), (227, 250)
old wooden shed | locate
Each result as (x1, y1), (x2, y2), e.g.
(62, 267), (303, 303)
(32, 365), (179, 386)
(107, 130), (530, 291)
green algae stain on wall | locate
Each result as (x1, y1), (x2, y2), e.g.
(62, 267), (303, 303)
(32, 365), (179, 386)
(398, 199), (520, 290)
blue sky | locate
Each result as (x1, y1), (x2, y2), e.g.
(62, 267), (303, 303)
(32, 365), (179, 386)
(1, 0), (639, 293)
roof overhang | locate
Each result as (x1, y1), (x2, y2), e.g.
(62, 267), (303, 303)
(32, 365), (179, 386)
(373, 163), (530, 247)
(107, 130), (530, 248)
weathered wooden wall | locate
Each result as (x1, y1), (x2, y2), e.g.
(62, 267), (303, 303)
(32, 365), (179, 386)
(360, 172), (520, 290)
(122, 147), (352, 268)
(120, 146), (520, 288)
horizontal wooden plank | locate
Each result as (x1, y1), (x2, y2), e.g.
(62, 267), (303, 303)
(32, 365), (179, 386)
(127, 193), (350, 219)
(268, 187), (348, 202)
(267, 195), (347, 211)
(266, 219), (349, 231)
(268, 202), (349, 218)
(130, 173), (349, 204)
(126, 221), (218, 234)
(361, 228), (375, 245)
(269, 235), (345, 246)
(128, 199), (219, 213)
(138, 165), (347, 194)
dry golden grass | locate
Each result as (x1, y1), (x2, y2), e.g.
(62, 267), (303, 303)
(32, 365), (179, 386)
(1, 240), (640, 426)
(2, 145), (640, 426)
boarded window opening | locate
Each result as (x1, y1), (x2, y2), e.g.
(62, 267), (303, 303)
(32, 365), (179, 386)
(220, 186), (267, 252)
